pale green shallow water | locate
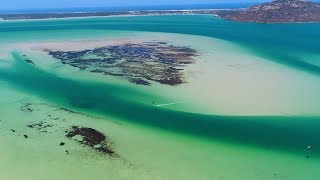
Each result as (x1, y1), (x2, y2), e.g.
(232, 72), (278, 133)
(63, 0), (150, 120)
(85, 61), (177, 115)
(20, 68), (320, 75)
(0, 15), (320, 179)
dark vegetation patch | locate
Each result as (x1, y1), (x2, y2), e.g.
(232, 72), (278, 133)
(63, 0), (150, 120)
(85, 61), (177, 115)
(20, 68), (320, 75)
(18, 103), (117, 157)
(20, 103), (34, 112)
(47, 41), (197, 86)
(25, 59), (35, 65)
(22, 54), (35, 65)
(128, 78), (151, 86)
(65, 126), (115, 156)
(56, 107), (77, 114)
(26, 121), (54, 133)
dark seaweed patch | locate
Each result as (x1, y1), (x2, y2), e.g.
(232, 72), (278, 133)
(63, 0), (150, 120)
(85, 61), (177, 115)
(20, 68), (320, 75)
(20, 103), (34, 112)
(65, 126), (115, 155)
(48, 41), (197, 86)
(22, 55), (35, 65)
(128, 78), (151, 86)
(27, 121), (53, 132)
(25, 59), (35, 65)
(57, 107), (77, 114)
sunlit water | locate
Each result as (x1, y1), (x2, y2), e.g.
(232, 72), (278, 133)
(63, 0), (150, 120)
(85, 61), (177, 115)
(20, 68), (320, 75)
(0, 15), (320, 180)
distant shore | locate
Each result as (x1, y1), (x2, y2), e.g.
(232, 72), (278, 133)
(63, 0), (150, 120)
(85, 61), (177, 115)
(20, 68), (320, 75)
(0, 14), (215, 23)
(3, 0), (320, 23)
(0, 9), (239, 21)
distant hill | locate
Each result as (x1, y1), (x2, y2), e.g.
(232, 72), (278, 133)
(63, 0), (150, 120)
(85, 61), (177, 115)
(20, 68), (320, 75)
(218, 0), (320, 23)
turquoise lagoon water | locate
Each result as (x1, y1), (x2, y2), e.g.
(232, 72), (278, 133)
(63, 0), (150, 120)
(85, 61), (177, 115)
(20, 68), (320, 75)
(1, 15), (319, 72)
(0, 15), (320, 179)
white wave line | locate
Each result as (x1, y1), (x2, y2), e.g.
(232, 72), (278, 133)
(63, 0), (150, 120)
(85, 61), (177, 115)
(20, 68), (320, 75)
(156, 101), (185, 107)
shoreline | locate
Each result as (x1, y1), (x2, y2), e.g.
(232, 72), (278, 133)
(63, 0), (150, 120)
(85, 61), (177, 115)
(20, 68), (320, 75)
(1, 13), (318, 24)
(0, 14), (217, 23)
(0, 9), (229, 22)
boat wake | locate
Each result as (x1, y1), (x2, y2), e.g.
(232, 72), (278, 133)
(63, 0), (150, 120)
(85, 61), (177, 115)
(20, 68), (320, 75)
(156, 101), (186, 107)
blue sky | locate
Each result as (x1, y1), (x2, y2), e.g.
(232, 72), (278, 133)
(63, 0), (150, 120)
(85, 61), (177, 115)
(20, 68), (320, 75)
(0, 0), (270, 10)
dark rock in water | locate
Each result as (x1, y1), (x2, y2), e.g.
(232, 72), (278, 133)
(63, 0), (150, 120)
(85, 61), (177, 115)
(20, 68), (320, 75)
(48, 41), (197, 86)
(24, 135), (28, 139)
(58, 107), (77, 114)
(25, 59), (35, 65)
(20, 103), (34, 112)
(10, 129), (16, 133)
(65, 126), (115, 155)
(218, 0), (320, 23)
(128, 78), (151, 86)
(60, 142), (65, 146)
(90, 69), (105, 73)
(155, 76), (183, 86)
(27, 121), (53, 132)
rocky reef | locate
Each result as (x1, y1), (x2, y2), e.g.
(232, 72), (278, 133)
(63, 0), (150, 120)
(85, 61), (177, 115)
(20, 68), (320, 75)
(21, 102), (117, 156)
(66, 126), (115, 155)
(47, 41), (197, 86)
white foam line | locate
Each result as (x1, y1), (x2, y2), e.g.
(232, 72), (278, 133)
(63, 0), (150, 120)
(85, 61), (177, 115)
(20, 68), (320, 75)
(156, 101), (185, 107)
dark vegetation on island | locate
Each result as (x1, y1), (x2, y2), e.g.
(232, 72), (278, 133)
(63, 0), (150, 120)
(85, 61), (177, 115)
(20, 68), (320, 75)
(47, 41), (197, 86)
(218, 0), (320, 23)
